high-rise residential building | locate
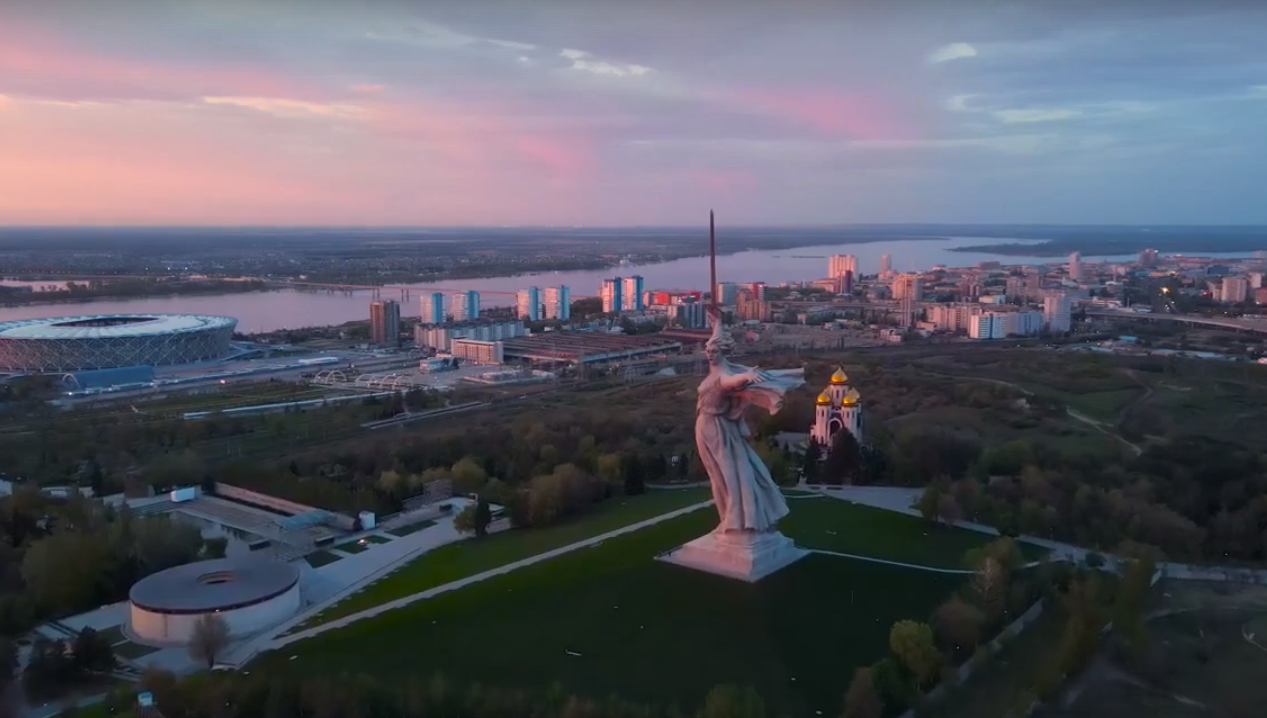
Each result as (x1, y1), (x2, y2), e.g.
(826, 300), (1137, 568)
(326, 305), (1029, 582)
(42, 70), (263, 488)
(969, 313), (1008, 340)
(735, 290), (772, 322)
(1248, 272), (1264, 290)
(829, 254), (858, 279)
(448, 291), (480, 322)
(1042, 292), (1072, 332)
(1221, 276), (1249, 303)
(1068, 251), (1082, 282)
(669, 301), (706, 328)
(927, 303), (982, 332)
(891, 273), (923, 301)
(880, 254), (892, 274)
(369, 300), (401, 346)
(419, 292), (446, 324)
(1138, 248), (1159, 267)
(835, 271), (854, 295)
(714, 281), (739, 305)
(1256, 287), (1267, 305)
(749, 282), (767, 300)
(600, 278), (623, 313)
(544, 285), (571, 320)
(517, 286), (542, 321)
(1006, 311), (1044, 337)
(622, 276), (645, 311)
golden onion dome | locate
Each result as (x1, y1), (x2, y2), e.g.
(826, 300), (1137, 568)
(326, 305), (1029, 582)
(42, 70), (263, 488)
(830, 367), (849, 385)
(842, 387), (861, 405)
(816, 391), (832, 405)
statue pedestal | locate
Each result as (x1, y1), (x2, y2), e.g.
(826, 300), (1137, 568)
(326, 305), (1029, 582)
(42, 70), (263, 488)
(658, 529), (809, 582)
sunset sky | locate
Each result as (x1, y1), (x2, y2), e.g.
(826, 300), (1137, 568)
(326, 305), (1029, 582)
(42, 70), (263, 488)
(1, 0), (1264, 226)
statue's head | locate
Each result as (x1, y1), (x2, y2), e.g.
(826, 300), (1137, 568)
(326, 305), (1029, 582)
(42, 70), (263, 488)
(704, 331), (734, 365)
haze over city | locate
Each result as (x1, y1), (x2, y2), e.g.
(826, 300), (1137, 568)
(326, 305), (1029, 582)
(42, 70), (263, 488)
(2, 0), (1265, 226)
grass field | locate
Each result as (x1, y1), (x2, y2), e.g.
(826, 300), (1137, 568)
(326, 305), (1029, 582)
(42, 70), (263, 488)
(334, 540), (367, 554)
(386, 519), (435, 536)
(258, 509), (963, 716)
(782, 497), (1044, 567)
(304, 550), (343, 568)
(297, 488), (711, 627)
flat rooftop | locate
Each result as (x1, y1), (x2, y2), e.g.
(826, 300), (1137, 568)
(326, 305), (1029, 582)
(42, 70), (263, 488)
(502, 332), (682, 363)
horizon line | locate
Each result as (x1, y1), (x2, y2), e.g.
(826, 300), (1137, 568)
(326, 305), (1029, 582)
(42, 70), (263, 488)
(2, 223), (1267, 231)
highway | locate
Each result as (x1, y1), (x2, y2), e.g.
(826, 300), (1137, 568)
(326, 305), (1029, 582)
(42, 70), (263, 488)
(1085, 309), (1267, 335)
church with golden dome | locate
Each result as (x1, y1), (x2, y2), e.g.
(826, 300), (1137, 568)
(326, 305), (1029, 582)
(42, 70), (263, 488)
(811, 367), (863, 450)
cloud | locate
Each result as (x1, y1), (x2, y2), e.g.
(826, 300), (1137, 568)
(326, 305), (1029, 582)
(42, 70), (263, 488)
(946, 95), (977, 112)
(365, 22), (534, 53)
(202, 96), (368, 120)
(928, 42), (977, 64)
(994, 108), (1080, 124)
(558, 48), (653, 77)
(352, 84), (386, 94)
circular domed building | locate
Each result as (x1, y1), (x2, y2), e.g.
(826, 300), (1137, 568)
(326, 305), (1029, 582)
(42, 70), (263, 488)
(127, 557), (301, 646)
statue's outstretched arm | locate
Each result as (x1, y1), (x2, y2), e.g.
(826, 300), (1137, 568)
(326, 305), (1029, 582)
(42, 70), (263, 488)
(718, 365), (760, 391)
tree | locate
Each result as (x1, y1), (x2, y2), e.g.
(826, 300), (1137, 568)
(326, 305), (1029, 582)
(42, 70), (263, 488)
(449, 457), (487, 495)
(22, 532), (113, 616)
(188, 614), (230, 669)
(935, 493), (963, 527)
(700, 684), (766, 718)
(472, 498), (493, 538)
(822, 430), (863, 485)
(888, 620), (941, 688)
(841, 667), (882, 718)
(71, 627), (115, 673)
(916, 484), (941, 523)
(932, 596), (986, 653)
(202, 536), (229, 559)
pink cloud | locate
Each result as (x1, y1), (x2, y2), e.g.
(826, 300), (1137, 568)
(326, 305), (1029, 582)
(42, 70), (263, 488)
(368, 98), (597, 181)
(0, 21), (330, 103)
(731, 88), (916, 141)
(687, 170), (758, 195)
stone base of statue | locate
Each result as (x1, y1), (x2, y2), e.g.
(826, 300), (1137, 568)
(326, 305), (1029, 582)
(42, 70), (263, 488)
(658, 528), (809, 582)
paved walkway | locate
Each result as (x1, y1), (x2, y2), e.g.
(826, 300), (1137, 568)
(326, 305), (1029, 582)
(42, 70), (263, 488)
(223, 499), (715, 663)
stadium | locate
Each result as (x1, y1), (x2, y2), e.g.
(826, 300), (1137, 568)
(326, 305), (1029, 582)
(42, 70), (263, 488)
(0, 314), (237, 373)
(127, 556), (302, 646)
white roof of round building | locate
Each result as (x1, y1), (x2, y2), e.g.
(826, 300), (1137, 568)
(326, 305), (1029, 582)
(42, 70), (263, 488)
(0, 314), (236, 340)
(129, 557), (300, 614)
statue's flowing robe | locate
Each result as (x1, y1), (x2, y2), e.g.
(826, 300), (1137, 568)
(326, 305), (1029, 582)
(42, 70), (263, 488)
(695, 359), (806, 533)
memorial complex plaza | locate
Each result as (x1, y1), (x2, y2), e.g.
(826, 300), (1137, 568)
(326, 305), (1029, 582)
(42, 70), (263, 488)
(37, 367), (1047, 717)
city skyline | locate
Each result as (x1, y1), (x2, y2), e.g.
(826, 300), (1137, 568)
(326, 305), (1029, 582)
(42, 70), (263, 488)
(2, 0), (1266, 226)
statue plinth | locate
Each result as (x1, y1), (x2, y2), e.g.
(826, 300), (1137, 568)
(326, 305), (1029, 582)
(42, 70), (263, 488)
(658, 529), (808, 582)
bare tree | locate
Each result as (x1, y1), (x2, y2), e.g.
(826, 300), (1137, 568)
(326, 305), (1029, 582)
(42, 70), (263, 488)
(188, 614), (230, 669)
(973, 557), (1005, 619)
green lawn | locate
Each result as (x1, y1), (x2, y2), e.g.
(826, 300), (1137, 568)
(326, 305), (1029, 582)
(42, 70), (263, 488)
(781, 498), (1046, 568)
(365, 534), (392, 544)
(114, 641), (161, 660)
(304, 550), (343, 568)
(386, 519), (436, 536)
(298, 488), (710, 627)
(257, 509), (961, 717)
(334, 540), (368, 554)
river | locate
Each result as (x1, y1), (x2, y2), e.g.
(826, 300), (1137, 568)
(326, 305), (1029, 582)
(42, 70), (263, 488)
(0, 237), (1258, 332)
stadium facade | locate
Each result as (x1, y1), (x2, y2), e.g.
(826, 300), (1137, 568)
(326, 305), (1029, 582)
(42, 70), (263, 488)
(0, 314), (237, 373)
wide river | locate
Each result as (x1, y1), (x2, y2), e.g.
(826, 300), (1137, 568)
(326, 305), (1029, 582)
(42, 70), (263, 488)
(0, 237), (1258, 332)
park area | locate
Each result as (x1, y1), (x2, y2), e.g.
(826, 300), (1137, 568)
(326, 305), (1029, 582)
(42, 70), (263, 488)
(258, 496), (1019, 715)
(296, 487), (712, 627)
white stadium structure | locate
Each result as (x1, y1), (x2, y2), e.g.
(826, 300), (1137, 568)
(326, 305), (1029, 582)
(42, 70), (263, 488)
(0, 314), (236, 373)
(127, 557), (302, 646)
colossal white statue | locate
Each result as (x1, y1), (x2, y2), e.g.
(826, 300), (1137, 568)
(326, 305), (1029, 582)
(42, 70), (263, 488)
(696, 304), (805, 532)
(660, 300), (810, 581)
